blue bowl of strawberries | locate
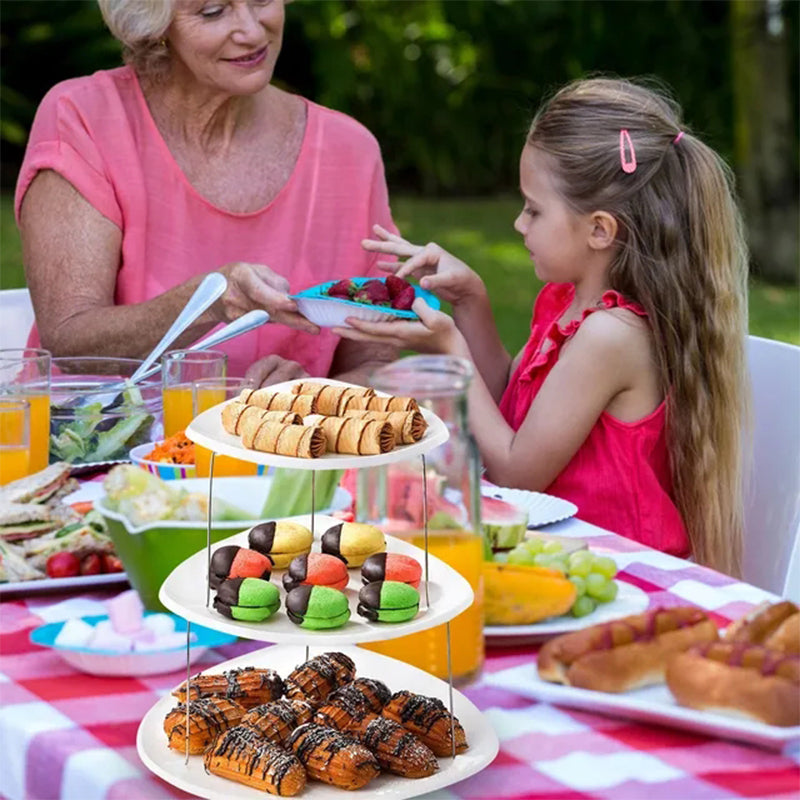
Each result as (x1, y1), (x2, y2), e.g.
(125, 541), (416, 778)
(291, 276), (440, 328)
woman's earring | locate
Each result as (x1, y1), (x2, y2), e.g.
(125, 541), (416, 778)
(159, 38), (167, 48)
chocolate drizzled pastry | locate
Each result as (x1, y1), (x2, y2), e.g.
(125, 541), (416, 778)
(313, 685), (373, 732)
(287, 723), (380, 790)
(173, 667), (285, 709)
(240, 698), (315, 745)
(284, 652), (356, 705)
(204, 724), (307, 796)
(163, 697), (245, 754)
(332, 677), (391, 712)
(357, 715), (439, 778)
(381, 690), (469, 756)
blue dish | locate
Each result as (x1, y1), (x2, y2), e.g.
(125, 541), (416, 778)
(292, 277), (440, 327)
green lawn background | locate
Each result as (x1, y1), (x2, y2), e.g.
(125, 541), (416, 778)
(2, 192), (797, 350)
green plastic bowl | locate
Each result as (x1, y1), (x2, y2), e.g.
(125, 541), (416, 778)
(95, 476), (351, 611)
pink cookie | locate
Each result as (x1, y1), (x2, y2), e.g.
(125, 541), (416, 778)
(361, 553), (422, 589)
(282, 553), (349, 592)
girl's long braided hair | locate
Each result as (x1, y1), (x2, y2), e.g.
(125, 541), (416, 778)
(528, 77), (749, 575)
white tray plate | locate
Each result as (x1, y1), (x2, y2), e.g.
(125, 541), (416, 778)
(137, 644), (499, 800)
(484, 580), (649, 645)
(481, 485), (578, 528)
(186, 378), (449, 471)
(159, 513), (474, 646)
(484, 662), (800, 750)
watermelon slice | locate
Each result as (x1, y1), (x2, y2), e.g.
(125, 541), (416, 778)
(481, 495), (529, 551)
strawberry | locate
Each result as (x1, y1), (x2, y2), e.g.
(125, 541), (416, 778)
(385, 274), (412, 299)
(46, 552), (81, 579)
(391, 285), (416, 310)
(102, 554), (125, 573)
(327, 279), (356, 299)
(353, 279), (391, 306)
(80, 553), (104, 575)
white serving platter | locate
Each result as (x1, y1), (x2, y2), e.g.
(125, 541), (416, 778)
(137, 644), (499, 800)
(484, 580), (649, 645)
(159, 513), (474, 646)
(484, 662), (800, 751)
(480, 485), (578, 528)
(185, 378), (449, 471)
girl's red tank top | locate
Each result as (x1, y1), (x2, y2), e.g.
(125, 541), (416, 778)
(498, 282), (690, 557)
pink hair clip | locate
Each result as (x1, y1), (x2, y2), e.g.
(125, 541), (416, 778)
(674, 131), (685, 144)
(619, 129), (636, 174)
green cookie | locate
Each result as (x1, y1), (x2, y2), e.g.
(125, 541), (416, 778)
(238, 577), (280, 609)
(230, 603), (279, 622)
(298, 608), (352, 630)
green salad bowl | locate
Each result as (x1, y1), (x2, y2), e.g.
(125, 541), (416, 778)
(95, 476), (351, 611)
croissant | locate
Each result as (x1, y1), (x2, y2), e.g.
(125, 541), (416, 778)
(356, 714), (439, 778)
(382, 690), (468, 756)
(336, 393), (419, 415)
(222, 402), (301, 435)
(163, 697), (245, 754)
(343, 409), (427, 443)
(291, 381), (375, 398)
(204, 725), (307, 796)
(287, 723), (380, 790)
(172, 667), (285, 709)
(284, 652), (356, 705)
(303, 414), (395, 455)
(240, 697), (315, 745)
(240, 416), (326, 458)
(240, 389), (318, 416)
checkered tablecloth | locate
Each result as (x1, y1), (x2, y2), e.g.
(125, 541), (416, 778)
(1, 517), (799, 800)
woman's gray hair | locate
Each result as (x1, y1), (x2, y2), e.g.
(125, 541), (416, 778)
(97, 0), (176, 80)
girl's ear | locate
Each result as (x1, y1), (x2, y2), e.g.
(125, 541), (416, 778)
(587, 211), (618, 251)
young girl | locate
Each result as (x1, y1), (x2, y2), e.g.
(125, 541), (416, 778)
(335, 77), (749, 576)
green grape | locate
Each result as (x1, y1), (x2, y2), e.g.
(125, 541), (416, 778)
(492, 551), (509, 563)
(569, 575), (586, 597)
(571, 595), (597, 617)
(567, 556), (593, 578)
(593, 556), (618, 579)
(543, 540), (564, 554)
(592, 579), (619, 603)
(545, 561), (566, 577)
(507, 547), (534, 566)
(522, 538), (544, 555)
(533, 553), (553, 568)
(585, 572), (609, 599)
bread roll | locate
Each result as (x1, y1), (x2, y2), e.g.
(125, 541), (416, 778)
(724, 600), (799, 655)
(221, 402), (301, 435)
(239, 389), (318, 416)
(666, 641), (800, 727)
(290, 381), (375, 398)
(537, 606), (719, 692)
(240, 417), (326, 458)
(343, 409), (427, 443)
(335, 394), (419, 415)
(303, 414), (395, 454)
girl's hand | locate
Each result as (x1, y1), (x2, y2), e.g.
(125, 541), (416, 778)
(362, 225), (485, 307)
(216, 262), (319, 334)
(245, 355), (310, 388)
(333, 298), (465, 356)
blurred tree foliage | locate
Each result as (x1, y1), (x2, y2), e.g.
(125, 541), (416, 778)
(2, 0), (798, 275)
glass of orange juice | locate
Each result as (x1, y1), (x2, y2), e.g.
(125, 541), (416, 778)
(161, 350), (226, 437)
(192, 376), (261, 477)
(0, 399), (31, 485)
(0, 348), (51, 473)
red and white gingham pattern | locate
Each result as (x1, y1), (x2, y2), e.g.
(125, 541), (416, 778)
(1, 516), (799, 800)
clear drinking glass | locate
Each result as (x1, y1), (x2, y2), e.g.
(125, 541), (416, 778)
(0, 399), (31, 485)
(192, 376), (258, 477)
(358, 355), (486, 686)
(161, 350), (227, 437)
(0, 348), (51, 472)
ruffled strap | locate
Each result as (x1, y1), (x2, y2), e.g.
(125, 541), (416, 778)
(519, 288), (647, 381)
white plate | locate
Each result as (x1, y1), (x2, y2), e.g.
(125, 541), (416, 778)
(484, 661), (800, 751)
(481, 485), (578, 528)
(137, 644), (499, 800)
(484, 580), (649, 645)
(159, 513), (474, 646)
(186, 378), (449, 471)
(0, 571), (129, 597)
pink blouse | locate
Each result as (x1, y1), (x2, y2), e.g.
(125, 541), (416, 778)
(15, 67), (396, 377)
(499, 282), (690, 556)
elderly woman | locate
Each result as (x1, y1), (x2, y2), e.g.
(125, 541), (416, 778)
(15, 0), (397, 386)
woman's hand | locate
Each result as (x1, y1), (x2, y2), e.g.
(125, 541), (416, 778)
(244, 355), (309, 388)
(333, 298), (467, 356)
(217, 262), (319, 334)
(362, 225), (485, 307)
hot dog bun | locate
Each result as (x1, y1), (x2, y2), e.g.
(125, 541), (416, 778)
(537, 606), (718, 692)
(724, 600), (799, 655)
(665, 641), (800, 727)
